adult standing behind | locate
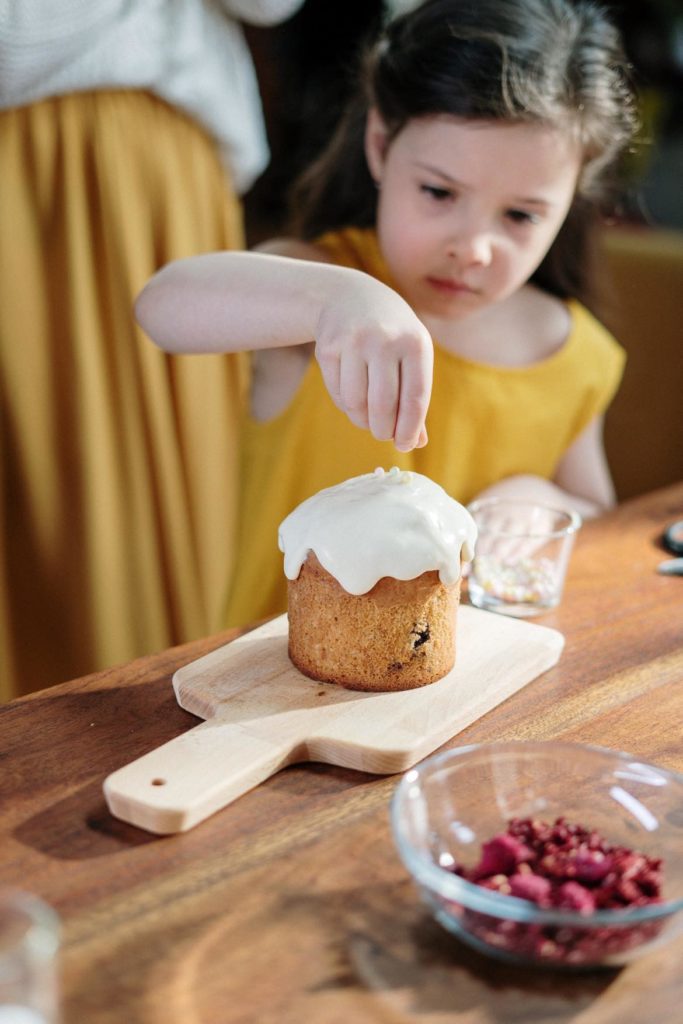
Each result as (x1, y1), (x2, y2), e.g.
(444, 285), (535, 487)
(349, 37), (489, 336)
(0, 0), (304, 700)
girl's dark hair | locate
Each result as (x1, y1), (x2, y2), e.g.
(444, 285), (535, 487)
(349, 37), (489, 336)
(289, 0), (638, 302)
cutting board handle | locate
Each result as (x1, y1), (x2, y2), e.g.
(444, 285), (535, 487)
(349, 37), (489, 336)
(103, 719), (301, 834)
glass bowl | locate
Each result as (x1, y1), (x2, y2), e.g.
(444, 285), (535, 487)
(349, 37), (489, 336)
(391, 741), (683, 969)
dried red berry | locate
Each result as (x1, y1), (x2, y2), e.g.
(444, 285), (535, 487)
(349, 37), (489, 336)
(572, 851), (612, 883)
(555, 881), (596, 914)
(448, 816), (665, 964)
(509, 873), (552, 904)
(471, 833), (533, 879)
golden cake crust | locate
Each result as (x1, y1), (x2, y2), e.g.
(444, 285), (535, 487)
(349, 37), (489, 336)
(287, 553), (459, 691)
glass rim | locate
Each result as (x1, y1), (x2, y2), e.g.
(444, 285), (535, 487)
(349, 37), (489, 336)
(0, 888), (60, 957)
(466, 497), (582, 539)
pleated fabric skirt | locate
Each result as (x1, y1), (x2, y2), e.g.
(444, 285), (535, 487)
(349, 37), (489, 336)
(0, 90), (248, 699)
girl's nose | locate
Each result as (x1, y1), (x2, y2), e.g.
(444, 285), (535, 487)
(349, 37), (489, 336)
(447, 222), (493, 267)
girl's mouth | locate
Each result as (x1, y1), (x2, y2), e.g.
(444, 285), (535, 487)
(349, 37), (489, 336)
(426, 276), (477, 296)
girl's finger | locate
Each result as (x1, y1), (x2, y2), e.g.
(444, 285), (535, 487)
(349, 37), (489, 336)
(339, 352), (369, 430)
(367, 357), (400, 442)
(394, 346), (432, 451)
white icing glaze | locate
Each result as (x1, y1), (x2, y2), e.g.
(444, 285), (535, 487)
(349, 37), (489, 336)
(278, 467), (477, 595)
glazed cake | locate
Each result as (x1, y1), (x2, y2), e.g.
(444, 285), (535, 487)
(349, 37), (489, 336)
(278, 467), (477, 691)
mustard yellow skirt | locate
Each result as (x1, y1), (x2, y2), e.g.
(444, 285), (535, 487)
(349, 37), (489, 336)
(0, 91), (248, 700)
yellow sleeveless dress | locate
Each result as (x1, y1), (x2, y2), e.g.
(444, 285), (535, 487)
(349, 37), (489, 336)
(1, 92), (247, 699)
(224, 227), (625, 628)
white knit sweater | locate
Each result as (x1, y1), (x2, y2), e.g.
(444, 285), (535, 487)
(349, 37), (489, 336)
(0, 0), (304, 193)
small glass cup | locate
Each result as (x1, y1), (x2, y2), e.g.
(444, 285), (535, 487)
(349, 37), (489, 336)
(0, 890), (60, 1024)
(467, 498), (581, 617)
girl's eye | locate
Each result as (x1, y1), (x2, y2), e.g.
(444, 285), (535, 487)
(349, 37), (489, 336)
(421, 185), (453, 202)
(507, 209), (541, 225)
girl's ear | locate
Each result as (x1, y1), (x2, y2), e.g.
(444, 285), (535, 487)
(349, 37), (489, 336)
(364, 108), (391, 184)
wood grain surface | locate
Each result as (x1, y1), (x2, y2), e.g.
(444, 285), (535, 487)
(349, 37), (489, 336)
(103, 608), (562, 833)
(1, 483), (682, 1024)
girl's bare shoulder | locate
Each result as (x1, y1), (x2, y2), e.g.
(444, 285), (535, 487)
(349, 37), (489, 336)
(254, 237), (334, 264)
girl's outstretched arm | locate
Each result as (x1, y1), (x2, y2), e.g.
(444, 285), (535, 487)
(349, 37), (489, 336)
(135, 246), (433, 452)
(552, 414), (616, 515)
(473, 416), (616, 519)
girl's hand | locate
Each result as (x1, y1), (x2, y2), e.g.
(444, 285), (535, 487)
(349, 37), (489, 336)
(473, 472), (604, 520)
(135, 247), (433, 449)
(314, 273), (433, 451)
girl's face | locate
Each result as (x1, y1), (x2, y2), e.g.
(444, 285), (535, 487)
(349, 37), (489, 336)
(365, 112), (583, 319)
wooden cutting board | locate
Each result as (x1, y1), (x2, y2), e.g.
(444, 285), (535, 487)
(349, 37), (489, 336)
(104, 608), (563, 834)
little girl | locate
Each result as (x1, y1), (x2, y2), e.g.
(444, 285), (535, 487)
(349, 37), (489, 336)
(136, 0), (637, 628)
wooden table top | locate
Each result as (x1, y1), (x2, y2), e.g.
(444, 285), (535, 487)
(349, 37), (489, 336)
(2, 483), (683, 1024)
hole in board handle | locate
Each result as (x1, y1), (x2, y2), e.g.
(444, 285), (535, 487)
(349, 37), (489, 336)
(151, 778), (167, 786)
